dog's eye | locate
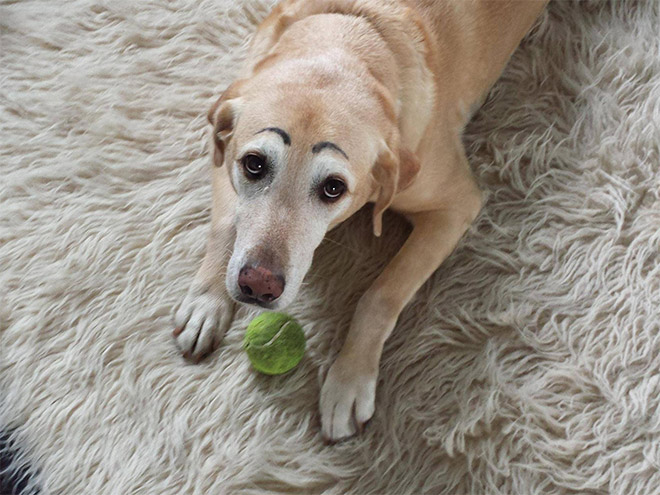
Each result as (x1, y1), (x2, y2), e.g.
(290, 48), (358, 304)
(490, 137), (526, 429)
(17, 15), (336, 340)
(321, 177), (346, 202)
(242, 153), (267, 179)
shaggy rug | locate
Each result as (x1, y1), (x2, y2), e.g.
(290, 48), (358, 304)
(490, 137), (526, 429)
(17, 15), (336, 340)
(1, 0), (659, 493)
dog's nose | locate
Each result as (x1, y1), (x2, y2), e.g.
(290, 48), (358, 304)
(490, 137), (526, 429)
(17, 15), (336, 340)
(238, 265), (285, 303)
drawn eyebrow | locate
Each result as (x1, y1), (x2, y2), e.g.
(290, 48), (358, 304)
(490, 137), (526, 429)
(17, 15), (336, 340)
(255, 127), (291, 145)
(311, 141), (348, 160)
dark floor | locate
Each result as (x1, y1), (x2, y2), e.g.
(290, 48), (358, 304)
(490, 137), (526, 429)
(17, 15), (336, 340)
(0, 432), (37, 495)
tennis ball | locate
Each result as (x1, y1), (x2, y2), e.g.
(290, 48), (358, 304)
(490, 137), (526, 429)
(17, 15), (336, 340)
(243, 312), (306, 375)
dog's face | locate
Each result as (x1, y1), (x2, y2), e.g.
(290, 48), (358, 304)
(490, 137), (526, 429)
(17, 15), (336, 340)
(209, 65), (418, 309)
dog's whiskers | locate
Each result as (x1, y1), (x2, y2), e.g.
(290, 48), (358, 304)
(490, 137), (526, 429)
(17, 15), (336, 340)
(322, 235), (361, 255)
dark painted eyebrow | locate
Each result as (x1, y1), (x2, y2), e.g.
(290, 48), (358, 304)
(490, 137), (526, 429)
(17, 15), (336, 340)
(255, 127), (291, 146)
(312, 141), (348, 160)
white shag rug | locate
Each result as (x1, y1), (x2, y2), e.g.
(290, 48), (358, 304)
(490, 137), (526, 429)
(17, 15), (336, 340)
(2, 0), (660, 493)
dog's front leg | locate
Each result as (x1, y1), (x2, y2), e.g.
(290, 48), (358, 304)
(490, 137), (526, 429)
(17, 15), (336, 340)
(173, 169), (237, 361)
(320, 198), (481, 442)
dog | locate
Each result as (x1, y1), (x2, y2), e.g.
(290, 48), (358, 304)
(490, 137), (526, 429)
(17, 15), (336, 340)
(173, 0), (548, 442)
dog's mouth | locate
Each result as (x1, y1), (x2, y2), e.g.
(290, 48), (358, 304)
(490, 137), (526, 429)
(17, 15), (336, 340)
(233, 293), (279, 310)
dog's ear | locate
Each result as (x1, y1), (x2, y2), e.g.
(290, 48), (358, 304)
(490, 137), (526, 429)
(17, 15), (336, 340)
(371, 141), (421, 237)
(207, 82), (244, 167)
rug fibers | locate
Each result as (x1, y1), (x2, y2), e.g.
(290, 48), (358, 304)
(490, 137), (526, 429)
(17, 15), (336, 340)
(1, 0), (660, 493)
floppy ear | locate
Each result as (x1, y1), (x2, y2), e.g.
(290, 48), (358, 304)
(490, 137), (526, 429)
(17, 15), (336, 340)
(207, 82), (243, 167)
(371, 142), (421, 237)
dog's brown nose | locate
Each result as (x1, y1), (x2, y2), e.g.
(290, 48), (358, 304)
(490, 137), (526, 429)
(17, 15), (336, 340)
(238, 265), (285, 303)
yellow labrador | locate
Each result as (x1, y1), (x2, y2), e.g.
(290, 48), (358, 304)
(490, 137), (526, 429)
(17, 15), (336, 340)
(173, 0), (548, 442)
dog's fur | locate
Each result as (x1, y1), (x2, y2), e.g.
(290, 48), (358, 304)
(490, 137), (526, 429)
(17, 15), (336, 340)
(173, 0), (547, 441)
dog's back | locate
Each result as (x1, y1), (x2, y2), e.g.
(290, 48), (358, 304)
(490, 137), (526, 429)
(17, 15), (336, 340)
(408, 0), (547, 113)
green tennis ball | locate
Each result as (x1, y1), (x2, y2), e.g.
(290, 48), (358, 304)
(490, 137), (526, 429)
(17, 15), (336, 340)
(243, 312), (306, 375)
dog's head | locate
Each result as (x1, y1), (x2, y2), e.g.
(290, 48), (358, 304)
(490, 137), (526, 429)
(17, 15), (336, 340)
(209, 61), (419, 309)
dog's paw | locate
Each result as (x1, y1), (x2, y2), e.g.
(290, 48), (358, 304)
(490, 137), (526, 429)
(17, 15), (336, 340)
(320, 358), (377, 443)
(172, 287), (234, 362)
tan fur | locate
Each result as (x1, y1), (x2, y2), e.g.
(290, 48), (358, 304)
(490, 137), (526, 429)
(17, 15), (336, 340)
(174, 0), (548, 441)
